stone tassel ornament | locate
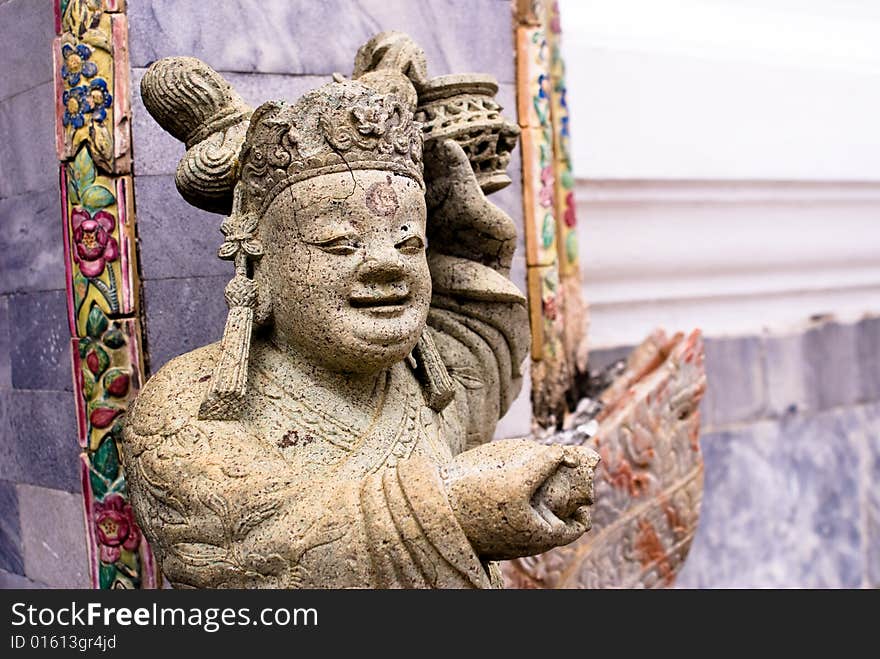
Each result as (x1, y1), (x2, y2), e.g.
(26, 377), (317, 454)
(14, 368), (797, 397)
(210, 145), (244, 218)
(140, 57), (257, 419)
(198, 187), (263, 420)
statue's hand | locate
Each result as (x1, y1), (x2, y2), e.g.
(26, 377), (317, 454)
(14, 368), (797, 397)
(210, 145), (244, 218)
(423, 139), (517, 270)
(442, 439), (599, 561)
(532, 446), (599, 528)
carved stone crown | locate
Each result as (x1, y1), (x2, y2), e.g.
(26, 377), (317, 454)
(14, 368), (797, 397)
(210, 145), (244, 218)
(238, 80), (424, 215)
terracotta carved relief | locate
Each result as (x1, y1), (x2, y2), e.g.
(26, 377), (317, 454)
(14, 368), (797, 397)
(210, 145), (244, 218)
(503, 330), (707, 588)
(121, 33), (599, 589)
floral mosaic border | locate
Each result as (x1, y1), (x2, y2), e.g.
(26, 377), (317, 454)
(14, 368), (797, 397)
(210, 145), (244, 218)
(53, 0), (158, 589)
(515, 0), (586, 420)
(53, 0), (131, 173)
(545, 1), (579, 279)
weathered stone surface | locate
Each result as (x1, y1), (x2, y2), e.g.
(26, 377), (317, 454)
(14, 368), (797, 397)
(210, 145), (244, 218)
(0, 82), (57, 199)
(134, 84), (523, 278)
(142, 276), (229, 372)
(123, 40), (598, 589)
(132, 78), (520, 181)
(0, 479), (23, 575)
(0, 391), (80, 492)
(0, 296), (10, 389)
(676, 408), (864, 588)
(134, 176), (235, 280)
(802, 320), (860, 412)
(128, 0), (515, 84)
(18, 483), (90, 588)
(489, 127), (525, 251)
(700, 334), (765, 430)
(8, 290), (72, 392)
(0, 0), (55, 101)
(484, 81), (521, 225)
(503, 330), (706, 588)
(131, 68), (329, 177)
(0, 189), (66, 295)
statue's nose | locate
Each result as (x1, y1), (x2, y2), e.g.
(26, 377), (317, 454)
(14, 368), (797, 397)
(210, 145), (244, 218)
(358, 243), (405, 284)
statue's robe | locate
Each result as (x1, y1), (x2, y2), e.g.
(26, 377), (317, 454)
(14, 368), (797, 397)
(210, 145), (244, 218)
(121, 254), (528, 588)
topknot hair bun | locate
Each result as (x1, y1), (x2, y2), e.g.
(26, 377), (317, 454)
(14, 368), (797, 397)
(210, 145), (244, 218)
(352, 31), (427, 110)
(141, 57), (252, 214)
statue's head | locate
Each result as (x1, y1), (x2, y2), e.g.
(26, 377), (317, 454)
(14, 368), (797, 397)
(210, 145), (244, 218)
(233, 81), (431, 372)
(237, 81), (429, 373)
(140, 41), (456, 418)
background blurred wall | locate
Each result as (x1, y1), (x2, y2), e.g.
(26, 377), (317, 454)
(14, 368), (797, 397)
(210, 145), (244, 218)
(560, 0), (880, 587)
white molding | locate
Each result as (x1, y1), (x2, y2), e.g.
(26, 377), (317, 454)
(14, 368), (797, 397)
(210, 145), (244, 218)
(586, 287), (880, 349)
(575, 179), (880, 347)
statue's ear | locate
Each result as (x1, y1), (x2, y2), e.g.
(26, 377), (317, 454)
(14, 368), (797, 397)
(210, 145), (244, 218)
(141, 57), (253, 215)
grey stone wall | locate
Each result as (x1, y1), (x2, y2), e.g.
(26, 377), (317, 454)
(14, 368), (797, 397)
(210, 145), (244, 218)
(128, 0), (532, 437)
(0, 0), (90, 588)
(590, 315), (880, 588)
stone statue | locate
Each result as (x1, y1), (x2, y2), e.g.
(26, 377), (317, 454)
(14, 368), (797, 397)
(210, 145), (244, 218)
(121, 33), (599, 588)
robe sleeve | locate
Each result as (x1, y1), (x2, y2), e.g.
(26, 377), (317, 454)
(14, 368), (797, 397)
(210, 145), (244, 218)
(426, 252), (530, 450)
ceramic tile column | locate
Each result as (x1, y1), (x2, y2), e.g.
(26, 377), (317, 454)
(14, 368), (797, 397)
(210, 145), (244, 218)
(545, 0), (588, 385)
(514, 0), (587, 424)
(53, 0), (157, 589)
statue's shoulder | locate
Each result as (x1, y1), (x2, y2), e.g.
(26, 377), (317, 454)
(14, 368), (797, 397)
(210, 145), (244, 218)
(125, 342), (221, 439)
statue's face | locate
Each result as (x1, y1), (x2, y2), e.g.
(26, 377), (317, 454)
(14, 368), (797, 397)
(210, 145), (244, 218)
(260, 170), (431, 374)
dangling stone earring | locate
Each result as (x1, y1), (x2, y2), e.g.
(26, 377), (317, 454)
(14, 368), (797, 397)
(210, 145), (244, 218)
(198, 185), (263, 420)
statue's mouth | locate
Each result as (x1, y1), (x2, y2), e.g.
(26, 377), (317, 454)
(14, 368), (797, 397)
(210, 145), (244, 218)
(349, 292), (411, 316)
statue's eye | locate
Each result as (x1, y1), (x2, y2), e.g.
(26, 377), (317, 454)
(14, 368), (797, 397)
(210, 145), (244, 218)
(396, 235), (424, 255)
(312, 236), (359, 255)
